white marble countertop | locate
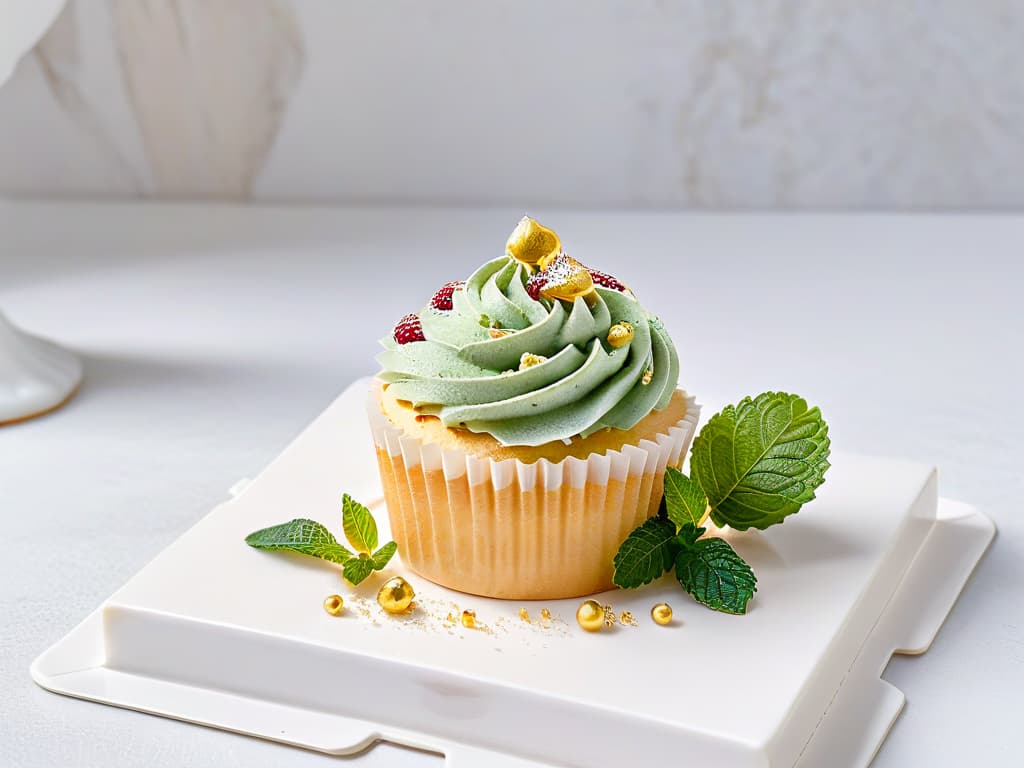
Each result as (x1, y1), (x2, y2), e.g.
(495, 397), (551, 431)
(1, 201), (1020, 767)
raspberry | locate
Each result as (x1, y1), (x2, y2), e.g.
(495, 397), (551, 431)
(526, 271), (546, 300)
(429, 281), (464, 311)
(589, 268), (627, 292)
(393, 313), (425, 344)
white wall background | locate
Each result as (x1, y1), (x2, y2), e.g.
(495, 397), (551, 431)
(1, 0), (1023, 209)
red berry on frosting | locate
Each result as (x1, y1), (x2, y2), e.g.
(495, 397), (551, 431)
(393, 313), (425, 344)
(430, 281), (464, 311)
(526, 271), (545, 300)
(589, 268), (627, 292)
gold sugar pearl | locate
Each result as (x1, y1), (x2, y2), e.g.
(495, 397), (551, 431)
(651, 603), (673, 626)
(576, 599), (605, 632)
(519, 352), (547, 370)
(606, 322), (634, 348)
(641, 368), (654, 385)
(377, 576), (415, 614)
(506, 216), (562, 267)
(519, 607), (530, 622)
(540, 607), (552, 621)
(461, 609), (477, 628)
(323, 594), (344, 616)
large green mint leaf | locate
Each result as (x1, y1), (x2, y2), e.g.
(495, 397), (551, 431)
(342, 554), (376, 585)
(663, 467), (709, 529)
(690, 391), (830, 530)
(342, 493), (378, 553)
(674, 527), (757, 614)
(612, 516), (680, 589)
(371, 541), (397, 570)
(245, 519), (354, 565)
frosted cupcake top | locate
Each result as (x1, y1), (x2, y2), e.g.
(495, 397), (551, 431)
(377, 217), (680, 446)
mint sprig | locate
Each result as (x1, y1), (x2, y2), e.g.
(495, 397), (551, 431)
(246, 495), (397, 585)
(613, 391), (829, 614)
(342, 493), (378, 553)
(612, 516), (679, 589)
(662, 468), (708, 529)
(244, 519), (354, 565)
(674, 524), (757, 615)
(691, 392), (830, 531)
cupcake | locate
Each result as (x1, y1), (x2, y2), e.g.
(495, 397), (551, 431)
(368, 217), (699, 599)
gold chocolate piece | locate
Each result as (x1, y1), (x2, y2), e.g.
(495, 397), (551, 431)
(377, 576), (415, 614)
(607, 322), (634, 348)
(506, 216), (562, 267)
(323, 594), (345, 616)
(537, 254), (595, 303)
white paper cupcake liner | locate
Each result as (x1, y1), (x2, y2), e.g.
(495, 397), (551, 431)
(367, 385), (700, 599)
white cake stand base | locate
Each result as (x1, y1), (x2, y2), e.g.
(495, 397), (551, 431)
(0, 311), (82, 425)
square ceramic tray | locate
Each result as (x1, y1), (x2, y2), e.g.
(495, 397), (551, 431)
(32, 378), (994, 767)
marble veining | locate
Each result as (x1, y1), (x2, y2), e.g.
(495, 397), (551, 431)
(1, 0), (1023, 208)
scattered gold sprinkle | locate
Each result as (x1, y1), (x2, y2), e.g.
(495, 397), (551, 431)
(540, 607), (552, 621)
(323, 594), (344, 616)
(519, 607), (530, 622)
(377, 576), (415, 614)
(606, 322), (634, 348)
(620, 611), (637, 626)
(519, 352), (548, 370)
(489, 328), (511, 339)
(641, 368), (654, 385)
(576, 600), (605, 632)
(651, 603), (673, 626)
(461, 609), (477, 628)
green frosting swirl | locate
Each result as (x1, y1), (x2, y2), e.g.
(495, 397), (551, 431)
(378, 256), (680, 446)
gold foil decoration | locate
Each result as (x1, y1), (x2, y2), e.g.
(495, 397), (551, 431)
(519, 352), (547, 370)
(506, 216), (562, 268)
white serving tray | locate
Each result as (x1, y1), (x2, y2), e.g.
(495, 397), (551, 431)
(32, 378), (994, 767)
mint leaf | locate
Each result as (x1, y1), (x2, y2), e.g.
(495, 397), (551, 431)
(612, 516), (680, 589)
(371, 541), (397, 570)
(342, 554), (376, 585)
(245, 519), (354, 565)
(342, 493), (378, 553)
(674, 527), (757, 614)
(663, 468), (709, 529)
(690, 391), (830, 531)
